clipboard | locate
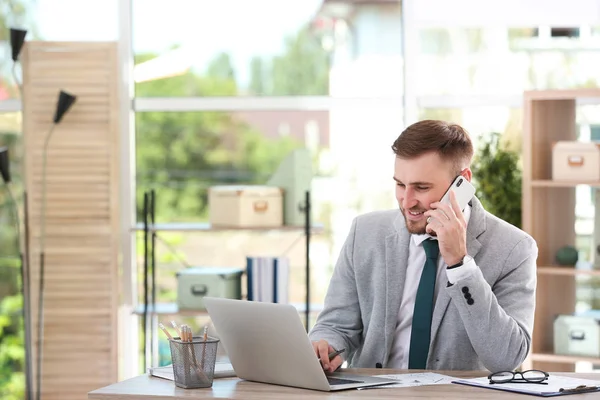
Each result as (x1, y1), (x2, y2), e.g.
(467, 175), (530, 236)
(452, 375), (600, 397)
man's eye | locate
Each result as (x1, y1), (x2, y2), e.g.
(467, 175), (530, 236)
(396, 183), (405, 187)
(416, 186), (429, 191)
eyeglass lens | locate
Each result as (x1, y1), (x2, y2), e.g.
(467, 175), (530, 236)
(490, 370), (548, 383)
(521, 370), (547, 382)
(490, 371), (514, 383)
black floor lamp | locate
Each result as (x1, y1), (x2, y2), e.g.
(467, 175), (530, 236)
(10, 28), (27, 95)
(36, 90), (76, 400)
(9, 26), (32, 400)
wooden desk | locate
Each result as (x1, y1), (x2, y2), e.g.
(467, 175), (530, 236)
(89, 369), (600, 399)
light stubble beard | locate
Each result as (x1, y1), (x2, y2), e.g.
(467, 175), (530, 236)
(400, 206), (427, 235)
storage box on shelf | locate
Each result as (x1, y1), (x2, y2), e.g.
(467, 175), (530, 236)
(523, 88), (600, 372)
(176, 267), (244, 311)
(208, 185), (284, 228)
(554, 313), (600, 358)
(552, 141), (600, 181)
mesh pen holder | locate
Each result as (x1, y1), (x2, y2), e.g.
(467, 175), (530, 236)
(169, 336), (220, 389)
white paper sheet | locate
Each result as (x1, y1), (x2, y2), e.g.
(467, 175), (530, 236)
(148, 361), (236, 380)
(453, 375), (600, 396)
(358, 372), (456, 389)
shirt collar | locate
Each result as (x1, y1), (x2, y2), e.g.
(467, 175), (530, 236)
(412, 204), (472, 247)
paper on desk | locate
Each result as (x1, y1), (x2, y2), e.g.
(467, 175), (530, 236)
(358, 372), (456, 389)
(148, 361), (236, 380)
(453, 375), (600, 396)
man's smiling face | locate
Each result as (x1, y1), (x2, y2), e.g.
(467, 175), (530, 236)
(394, 151), (456, 234)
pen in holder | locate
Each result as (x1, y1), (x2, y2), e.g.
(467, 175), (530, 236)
(168, 331), (220, 389)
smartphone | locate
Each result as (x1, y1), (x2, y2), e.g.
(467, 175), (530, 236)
(440, 175), (476, 212)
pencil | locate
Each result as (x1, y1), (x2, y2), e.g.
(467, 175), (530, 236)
(158, 323), (173, 340)
(188, 326), (207, 380)
(201, 326), (208, 369)
(171, 321), (182, 339)
(181, 327), (192, 362)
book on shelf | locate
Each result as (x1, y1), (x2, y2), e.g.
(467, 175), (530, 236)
(246, 256), (289, 304)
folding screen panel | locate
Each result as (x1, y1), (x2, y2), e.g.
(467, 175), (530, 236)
(21, 41), (119, 400)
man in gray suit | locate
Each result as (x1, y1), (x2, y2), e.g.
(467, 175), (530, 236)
(309, 120), (537, 373)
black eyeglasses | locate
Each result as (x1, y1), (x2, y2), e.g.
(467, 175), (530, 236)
(488, 370), (549, 385)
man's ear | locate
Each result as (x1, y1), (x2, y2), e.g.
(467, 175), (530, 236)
(461, 168), (473, 182)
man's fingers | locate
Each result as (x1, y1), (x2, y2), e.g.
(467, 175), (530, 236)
(328, 355), (343, 372)
(312, 341), (319, 355)
(449, 190), (467, 226)
(313, 341), (344, 371)
(315, 340), (331, 369)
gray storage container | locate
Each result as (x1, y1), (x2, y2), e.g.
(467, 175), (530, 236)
(176, 267), (243, 310)
(554, 314), (600, 357)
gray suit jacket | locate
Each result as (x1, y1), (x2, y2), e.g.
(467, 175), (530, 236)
(309, 197), (538, 372)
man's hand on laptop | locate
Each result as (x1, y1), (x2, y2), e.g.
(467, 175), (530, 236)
(312, 340), (343, 373)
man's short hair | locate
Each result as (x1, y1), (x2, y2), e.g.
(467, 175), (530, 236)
(391, 120), (474, 174)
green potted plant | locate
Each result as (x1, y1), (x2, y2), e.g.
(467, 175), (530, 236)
(471, 131), (522, 228)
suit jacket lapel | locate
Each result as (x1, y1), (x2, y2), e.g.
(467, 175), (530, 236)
(429, 197), (487, 346)
(383, 212), (410, 363)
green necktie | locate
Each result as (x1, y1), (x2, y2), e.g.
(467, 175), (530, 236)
(408, 238), (439, 369)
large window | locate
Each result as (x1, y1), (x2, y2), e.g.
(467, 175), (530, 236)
(416, 26), (600, 97)
(1, 0), (118, 102)
(132, 0), (331, 97)
(33, 0), (118, 41)
(132, 0), (403, 98)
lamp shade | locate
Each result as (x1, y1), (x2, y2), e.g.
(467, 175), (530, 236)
(0, 146), (10, 184)
(10, 28), (27, 62)
(53, 90), (77, 124)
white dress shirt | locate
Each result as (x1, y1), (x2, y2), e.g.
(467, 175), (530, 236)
(387, 205), (476, 368)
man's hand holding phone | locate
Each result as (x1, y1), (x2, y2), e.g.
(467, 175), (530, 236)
(312, 339), (344, 373)
(424, 189), (468, 267)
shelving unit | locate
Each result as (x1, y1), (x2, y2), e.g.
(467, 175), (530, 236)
(537, 266), (600, 277)
(522, 88), (600, 372)
(133, 189), (322, 369)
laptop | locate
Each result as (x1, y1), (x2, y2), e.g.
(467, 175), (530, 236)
(203, 297), (397, 391)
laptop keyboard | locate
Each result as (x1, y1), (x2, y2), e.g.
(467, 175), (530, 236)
(327, 377), (364, 386)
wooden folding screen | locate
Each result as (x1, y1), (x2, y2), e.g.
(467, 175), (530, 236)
(21, 41), (119, 400)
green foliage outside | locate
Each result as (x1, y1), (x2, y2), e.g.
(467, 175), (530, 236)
(135, 24), (330, 222)
(249, 26), (330, 96)
(0, 259), (24, 400)
(0, 0), (27, 378)
(135, 100), (301, 222)
(472, 131), (522, 228)
(0, 131), (24, 400)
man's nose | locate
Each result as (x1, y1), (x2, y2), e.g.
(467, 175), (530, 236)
(402, 188), (417, 209)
